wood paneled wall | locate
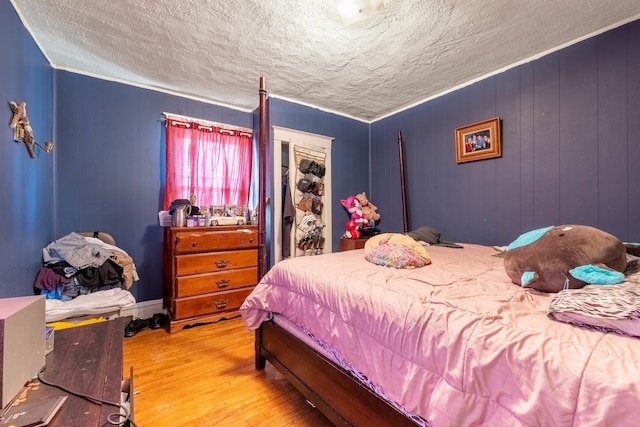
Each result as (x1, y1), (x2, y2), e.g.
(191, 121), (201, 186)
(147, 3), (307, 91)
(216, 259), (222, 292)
(0, 0), (54, 297)
(371, 20), (640, 245)
(3, 0), (639, 303)
(55, 73), (253, 303)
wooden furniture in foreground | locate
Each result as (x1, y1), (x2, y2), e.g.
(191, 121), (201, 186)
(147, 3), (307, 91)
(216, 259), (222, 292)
(163, 225), (258, 333)
(256, 320), (414, 426)
(339, 237), (368, 252)
(7, 318), (131, 426)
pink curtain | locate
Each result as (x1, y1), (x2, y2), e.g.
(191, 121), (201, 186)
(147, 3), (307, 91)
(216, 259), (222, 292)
(164, 119), (253, 209)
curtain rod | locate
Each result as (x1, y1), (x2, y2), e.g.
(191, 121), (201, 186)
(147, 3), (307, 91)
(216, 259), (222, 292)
(162, 112), (253, 134)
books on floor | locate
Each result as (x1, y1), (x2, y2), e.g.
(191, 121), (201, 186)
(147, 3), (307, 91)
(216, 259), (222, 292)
(0, 395), (67, 427)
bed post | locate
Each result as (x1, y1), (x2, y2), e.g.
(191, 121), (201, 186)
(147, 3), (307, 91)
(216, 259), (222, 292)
(258, 77), (268, 281)
(398, 131), (409, 233)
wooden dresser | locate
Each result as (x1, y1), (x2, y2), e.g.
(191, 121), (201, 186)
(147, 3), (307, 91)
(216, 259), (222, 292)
(163, 225), (258, 333)
(339, 238), (368, 252)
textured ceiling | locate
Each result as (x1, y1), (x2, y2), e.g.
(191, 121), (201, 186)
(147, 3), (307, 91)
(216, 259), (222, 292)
(10, 0), (640, 122)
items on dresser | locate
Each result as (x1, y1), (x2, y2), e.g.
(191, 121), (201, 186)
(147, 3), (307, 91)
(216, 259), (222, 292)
(163, 225), (258, 333)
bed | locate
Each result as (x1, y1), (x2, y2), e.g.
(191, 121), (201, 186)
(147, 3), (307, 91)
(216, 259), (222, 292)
(241, 244), (640, 426)
(242, 80), (640, 426)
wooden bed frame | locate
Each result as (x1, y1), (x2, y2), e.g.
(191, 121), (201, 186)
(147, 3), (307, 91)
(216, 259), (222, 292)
(255, 320), (417, 426)
(254, 79), (418, 426)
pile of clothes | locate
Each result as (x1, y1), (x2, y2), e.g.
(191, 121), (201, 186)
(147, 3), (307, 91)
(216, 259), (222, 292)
(35, 232), (139, 300)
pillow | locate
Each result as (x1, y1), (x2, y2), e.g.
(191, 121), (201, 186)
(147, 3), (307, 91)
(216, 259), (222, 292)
(504, 225), (627, 293)
(625, 242), (640, 257)
(364, 233), (431, 269)
(548, 259), (640, 337)
(407, 226), (464, 248)
(407, 226), (441, 244)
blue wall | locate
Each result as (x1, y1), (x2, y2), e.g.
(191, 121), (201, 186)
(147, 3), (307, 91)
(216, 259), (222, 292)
(52, 81), (369, 303)
(55, 72), (253, 303)
(3, 0), (639, 302)
(371, 19), (640, 246)
(0, 0), (54, 297)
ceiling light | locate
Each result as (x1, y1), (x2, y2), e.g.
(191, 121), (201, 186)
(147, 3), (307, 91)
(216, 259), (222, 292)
(333, 0), (387, 25)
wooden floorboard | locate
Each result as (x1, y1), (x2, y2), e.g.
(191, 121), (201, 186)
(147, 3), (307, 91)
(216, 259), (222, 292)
(123, 316), (334, 426)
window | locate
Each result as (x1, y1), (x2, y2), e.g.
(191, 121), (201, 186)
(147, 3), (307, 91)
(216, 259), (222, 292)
(164, 115), (253, 210)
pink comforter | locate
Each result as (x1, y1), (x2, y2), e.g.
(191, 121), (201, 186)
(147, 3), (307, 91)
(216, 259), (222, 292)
(240, 244), (640, 426)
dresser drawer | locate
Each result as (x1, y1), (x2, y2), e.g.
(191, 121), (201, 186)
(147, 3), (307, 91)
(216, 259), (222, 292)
(176, 249), (257, 276)
(176, 267), (257, 297)
(173, 228), (257, 254)
(164, 225), (259, 332)
(173, 288), (254, 320)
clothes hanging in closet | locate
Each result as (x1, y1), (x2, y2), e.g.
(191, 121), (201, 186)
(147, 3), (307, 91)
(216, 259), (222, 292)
(293, 145), (326, 256)
(282, 167), (294, 259)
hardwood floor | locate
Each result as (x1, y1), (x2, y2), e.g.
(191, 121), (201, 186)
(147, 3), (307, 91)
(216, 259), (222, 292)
(122, 316), (334, 426)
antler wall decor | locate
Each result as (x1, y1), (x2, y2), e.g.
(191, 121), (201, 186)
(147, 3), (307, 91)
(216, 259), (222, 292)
(8, 101), (54, 158)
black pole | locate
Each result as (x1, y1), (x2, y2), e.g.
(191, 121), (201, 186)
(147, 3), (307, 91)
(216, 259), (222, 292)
(398, 131), (409, 233)
(258, 77), (268, 281)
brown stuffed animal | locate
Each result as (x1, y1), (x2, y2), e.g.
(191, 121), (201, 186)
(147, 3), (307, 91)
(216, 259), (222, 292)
(503, 225), (627, 293)
(355, 192), (380, 224)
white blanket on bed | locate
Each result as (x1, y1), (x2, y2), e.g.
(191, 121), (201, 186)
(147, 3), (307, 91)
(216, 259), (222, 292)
(241, 244), (640, 427)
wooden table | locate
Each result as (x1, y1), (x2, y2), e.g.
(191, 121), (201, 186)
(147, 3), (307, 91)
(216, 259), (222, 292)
(6, 317), (129, 426)
(339, 238), (368, 252)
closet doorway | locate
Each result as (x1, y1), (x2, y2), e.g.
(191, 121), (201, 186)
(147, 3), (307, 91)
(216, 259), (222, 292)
(273, 126), (333, 263)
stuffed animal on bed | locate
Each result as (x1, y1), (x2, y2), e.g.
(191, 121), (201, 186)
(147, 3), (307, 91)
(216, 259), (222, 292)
(503, 225), (627, 293)
(364, 233), (431, 269)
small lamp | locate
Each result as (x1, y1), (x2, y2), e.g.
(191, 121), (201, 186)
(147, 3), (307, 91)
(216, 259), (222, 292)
(333, 0), (386, 25)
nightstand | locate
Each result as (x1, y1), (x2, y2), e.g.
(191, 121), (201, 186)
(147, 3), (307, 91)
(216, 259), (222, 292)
(339, 238), (368, 252)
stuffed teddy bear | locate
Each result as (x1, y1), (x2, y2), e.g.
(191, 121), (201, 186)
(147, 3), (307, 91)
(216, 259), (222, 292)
(341, 196), (368, 232)
(355, 192), (380, 225)
(503, 225), (627, 293)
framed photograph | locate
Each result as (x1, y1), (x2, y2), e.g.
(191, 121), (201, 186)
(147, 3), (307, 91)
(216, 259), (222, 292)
(455, 117), (501, 163)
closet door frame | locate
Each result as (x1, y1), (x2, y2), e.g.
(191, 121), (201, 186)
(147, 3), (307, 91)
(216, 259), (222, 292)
(273, 126), (333, 262)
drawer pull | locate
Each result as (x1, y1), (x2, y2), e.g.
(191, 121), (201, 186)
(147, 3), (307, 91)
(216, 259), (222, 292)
(215, 259), (230, 268)
(191, 241), (198, 248)
(214, 298), (230, 310)
(215, 279), (230, 289)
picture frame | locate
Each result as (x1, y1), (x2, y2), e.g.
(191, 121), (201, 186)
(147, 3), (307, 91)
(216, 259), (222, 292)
(455, 117), (501, 163)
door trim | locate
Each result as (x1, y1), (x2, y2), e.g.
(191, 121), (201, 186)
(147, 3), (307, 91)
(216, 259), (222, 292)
(273, 126), (333, 262)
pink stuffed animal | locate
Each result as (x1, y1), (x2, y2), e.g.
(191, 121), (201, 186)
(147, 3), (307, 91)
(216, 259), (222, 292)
(341, 196), (368, 231)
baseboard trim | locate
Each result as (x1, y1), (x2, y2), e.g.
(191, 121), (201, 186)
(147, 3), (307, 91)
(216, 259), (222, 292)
(120, 298), (164, 320)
